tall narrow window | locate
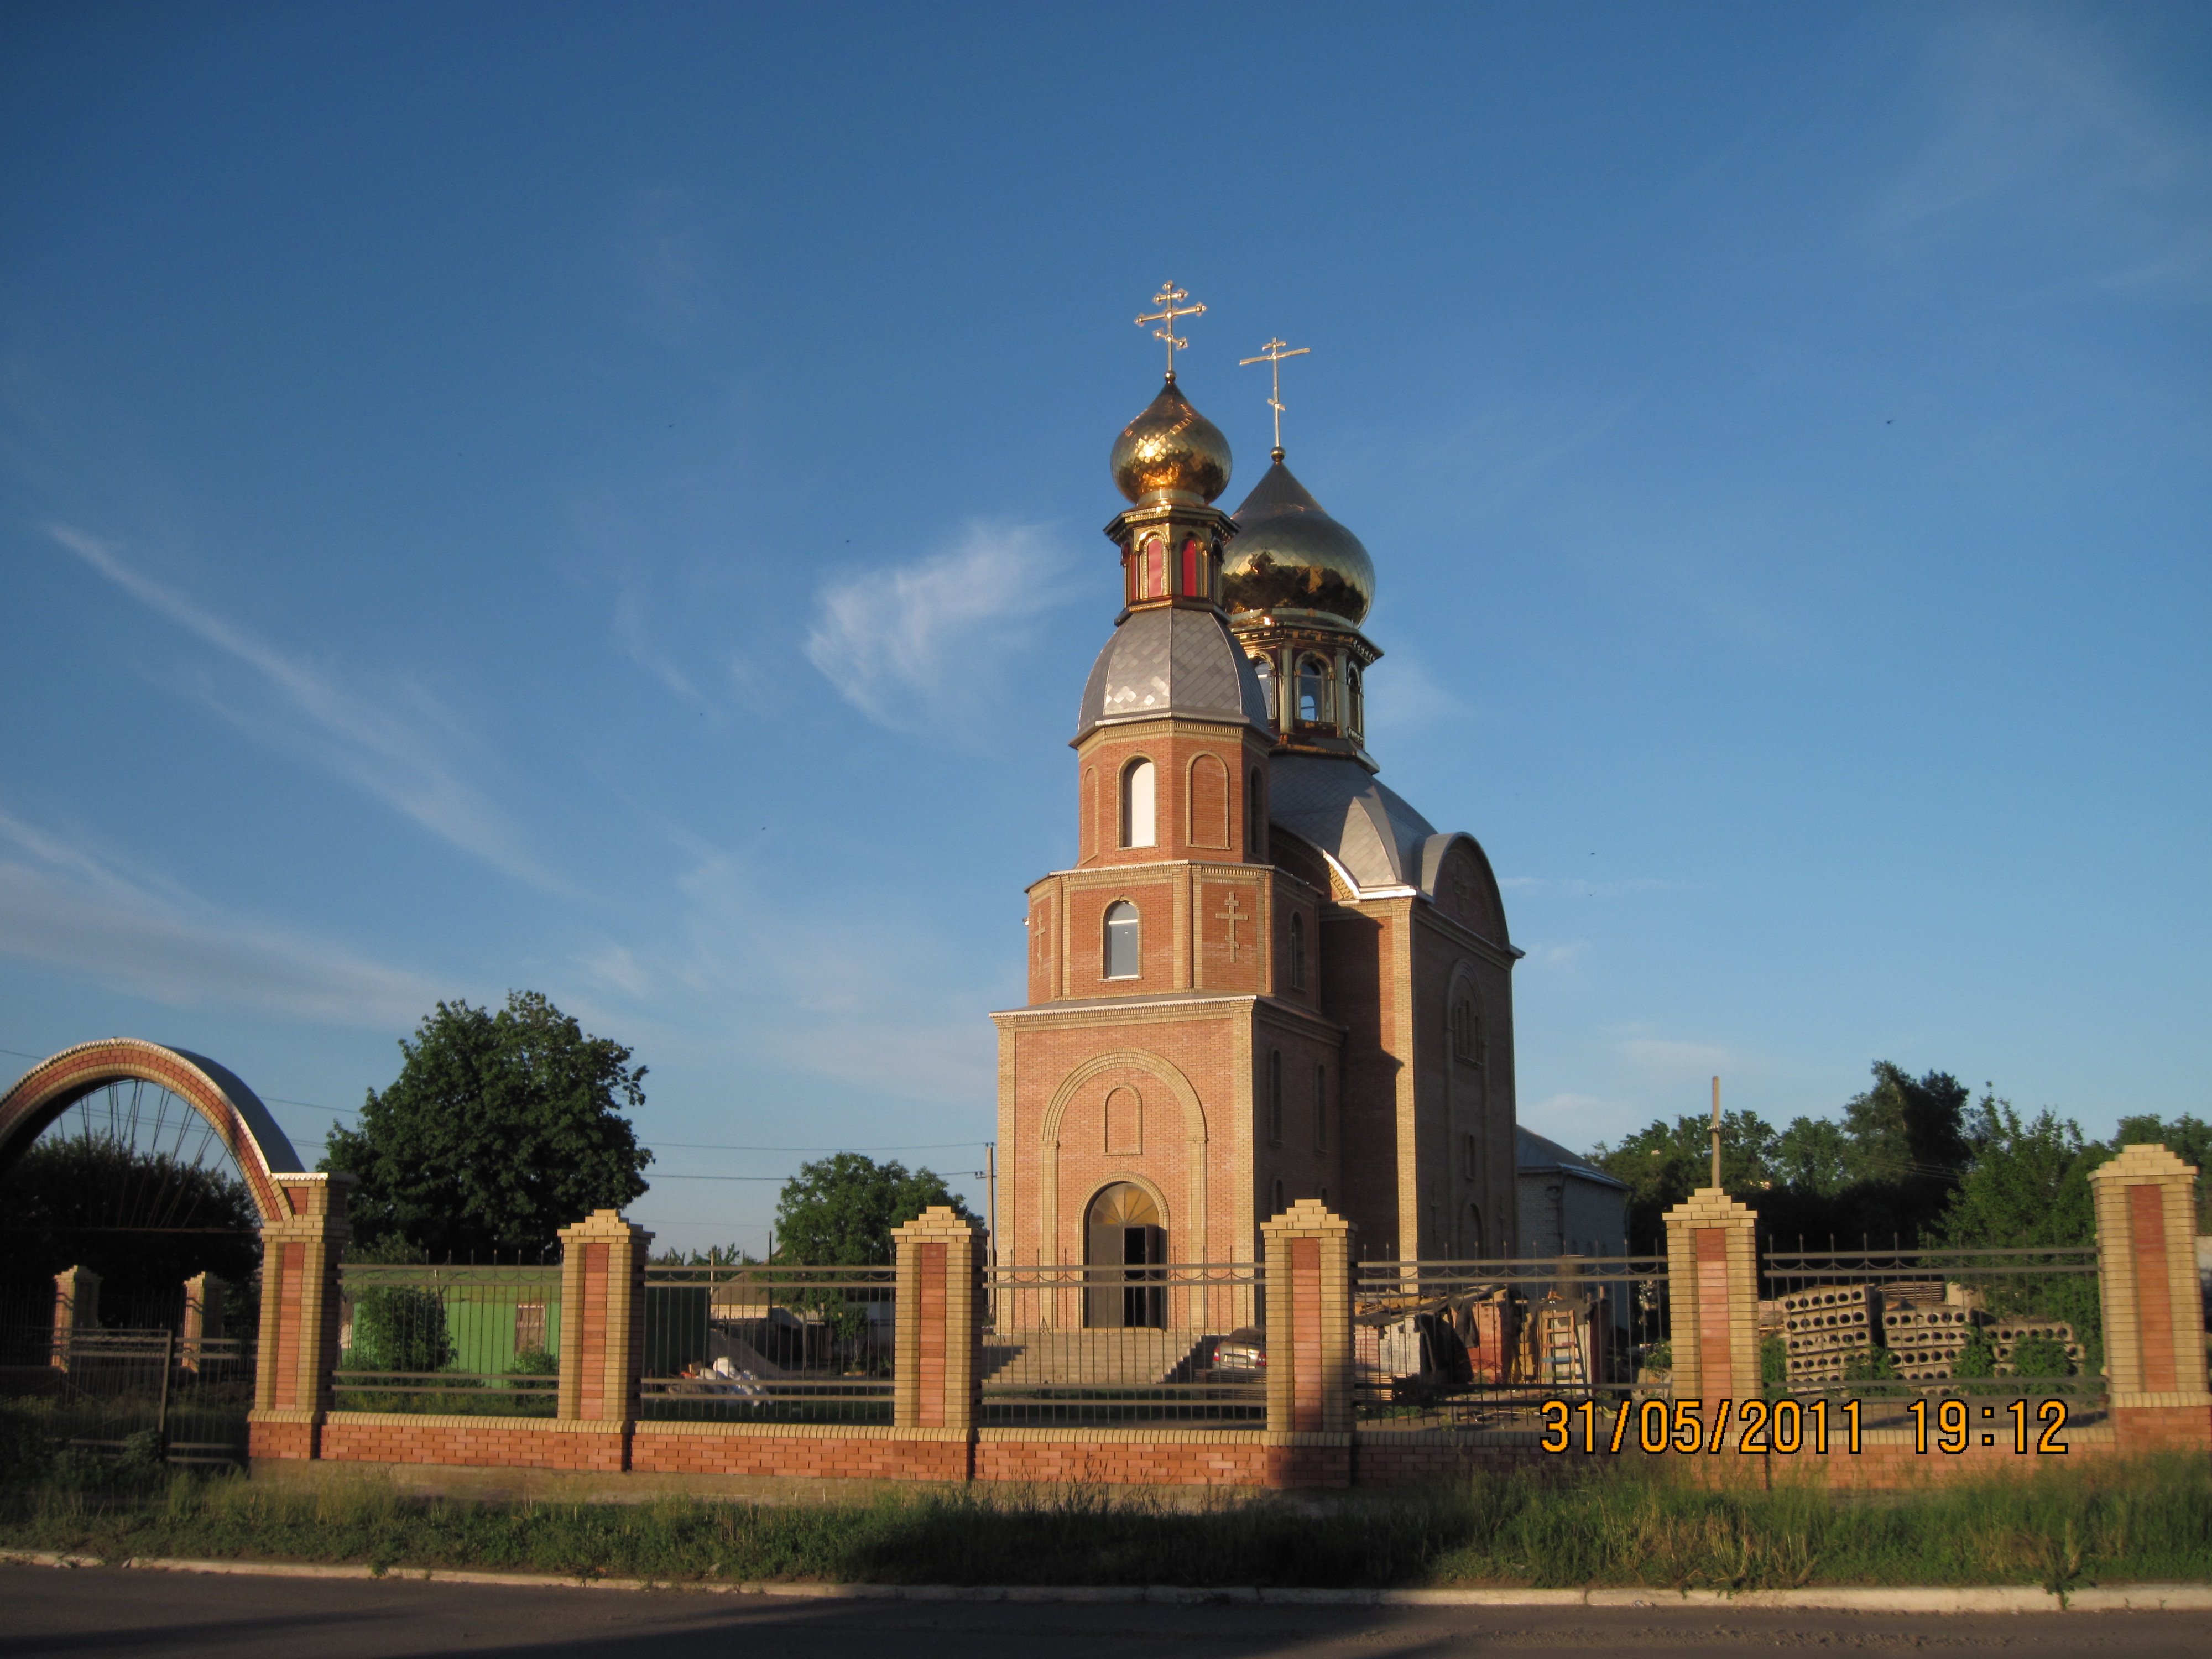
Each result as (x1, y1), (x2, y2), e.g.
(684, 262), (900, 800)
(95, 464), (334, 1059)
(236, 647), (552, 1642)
(1247, 768), (1265, 857)
(1104, 901), (1140, 979)
(1288, 912), (1306, 989)
(1271, 1177), (1286, 1217)
(1345, 664), (1364, 739)
(1312, 1063), (1327, 1152)
(1144, 536), (1164, 599)
(1463, 1132), (1478, 1180)
(1120, 758), (1156, 848)
(1252, 658), (1276, 724)
(1297, 655), (1332, 726)
(1451, 996), (1478, 1063)
(1180, 535), (1200, 598)
(1266, 1050), (1283, 1145)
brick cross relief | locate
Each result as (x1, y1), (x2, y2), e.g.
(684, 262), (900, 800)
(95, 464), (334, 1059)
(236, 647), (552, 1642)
(1215, 890), (1244, 962)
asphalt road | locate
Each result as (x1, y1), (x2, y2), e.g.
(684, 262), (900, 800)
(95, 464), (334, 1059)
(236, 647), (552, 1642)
(4, 1568), (2209, 1659)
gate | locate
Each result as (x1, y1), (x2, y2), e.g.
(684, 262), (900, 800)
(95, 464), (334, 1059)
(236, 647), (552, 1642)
(0, 1322), (257, 1466)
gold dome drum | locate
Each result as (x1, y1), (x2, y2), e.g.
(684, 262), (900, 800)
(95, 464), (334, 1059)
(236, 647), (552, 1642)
(1112, 378), (1233, 505)
(1221, 459), (1375, 627)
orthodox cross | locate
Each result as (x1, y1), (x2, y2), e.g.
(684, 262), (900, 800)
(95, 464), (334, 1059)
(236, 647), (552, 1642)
(1239, 337), (1310, 459)
(1215, 889), (1245, 961)
(1136, 283), (1205, 377)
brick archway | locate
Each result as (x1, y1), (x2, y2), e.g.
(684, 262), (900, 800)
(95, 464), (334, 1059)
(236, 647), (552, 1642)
(0, 1039), (306, 1225)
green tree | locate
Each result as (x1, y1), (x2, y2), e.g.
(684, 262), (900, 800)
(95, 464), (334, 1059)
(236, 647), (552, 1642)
(1841, 1063), (1973, 1188)
(1589, 1110), (1777, 1249)
(321, 992), (653, 1259)
(773, 1152), (975, 1265)
(0, 1131), (260, 1307)
(1770, 1117), (1851, 1197)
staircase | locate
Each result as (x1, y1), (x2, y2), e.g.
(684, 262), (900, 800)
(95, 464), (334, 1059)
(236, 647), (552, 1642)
(980, 1328), (1211, 1387)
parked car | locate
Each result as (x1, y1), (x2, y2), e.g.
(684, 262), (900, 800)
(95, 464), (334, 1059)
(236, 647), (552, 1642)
(1203, 1327), (1266, 1381)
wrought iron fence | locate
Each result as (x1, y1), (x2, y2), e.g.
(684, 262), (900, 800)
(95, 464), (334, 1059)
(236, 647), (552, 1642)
(1759, 1244), (2106, 1430)
(1351, 1255), (1672, 1434)
(0, 1324), (257, 1464)
(980, 1262), (1266, 1427)
(332, 1263), (561, 1414)
(639, 1262), (895, 1425)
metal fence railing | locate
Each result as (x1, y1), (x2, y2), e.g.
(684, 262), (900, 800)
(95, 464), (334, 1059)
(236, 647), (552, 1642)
(0, 1324), (257, 1464)
(1759, 1245), (2107, 1432)
(981, 1262), (1266, 1427)
(332, 1263), (560, 1414)
(1351, 1255), (1671, 1433)
(639, 1263), (895, 1425)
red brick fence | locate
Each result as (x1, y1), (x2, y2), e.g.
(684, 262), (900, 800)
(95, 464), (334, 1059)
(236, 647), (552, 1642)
(213, 1157), (2210, 1493)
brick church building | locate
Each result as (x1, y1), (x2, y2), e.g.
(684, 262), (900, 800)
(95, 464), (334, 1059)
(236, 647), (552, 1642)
(990, 360), (1522, 1323)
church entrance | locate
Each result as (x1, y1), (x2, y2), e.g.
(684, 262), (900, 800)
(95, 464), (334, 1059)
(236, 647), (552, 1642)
(1084, 1182), (1164, 1328)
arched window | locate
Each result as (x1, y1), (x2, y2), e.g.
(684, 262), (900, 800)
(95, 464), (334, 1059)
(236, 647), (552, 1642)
(1104, 901), (1140, 979)
(1246, 768), (1266, 857)
(1296, 654), (1333, 726)
(1288, 912), (1306, 990)
(1252, 656), (1276, 724)
(1271, 1176), (1286, 1217)
(1144, 536), (1165, 599)
(1467, 1204), (1483, 1260)
(1312, 1063), (1327, 1152)
(1120, 759), (1156, 848)
(1463, 1131), (1479, 1180)
(1345, 663), (1364, 739)
(1180, 535), (1201, 599)
(1266, 1049), (1283, 1145)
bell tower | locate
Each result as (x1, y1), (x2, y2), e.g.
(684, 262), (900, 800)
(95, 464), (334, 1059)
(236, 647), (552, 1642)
(991, 289), (1340, 1328)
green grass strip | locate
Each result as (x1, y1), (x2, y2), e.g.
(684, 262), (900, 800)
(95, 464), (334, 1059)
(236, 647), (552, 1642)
(2, 1457), (2207, 1593)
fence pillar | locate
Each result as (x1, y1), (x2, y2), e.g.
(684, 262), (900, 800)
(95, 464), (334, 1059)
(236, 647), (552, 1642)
(556, 1209), (651, 1461)
(1662, 1188), (1759, 1447)
(247, 1173), (354, 1462)
(2091, 1144), (2212, 1454)
(893, 1206), (984, 1436)
(1262, 1199), (1354, 1486)
(50, 1265), (99, 1371)
(180, 1272), (226, 1373)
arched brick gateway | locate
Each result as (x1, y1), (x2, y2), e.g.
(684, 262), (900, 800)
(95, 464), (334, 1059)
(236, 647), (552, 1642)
(0, 1039), (306, 1225)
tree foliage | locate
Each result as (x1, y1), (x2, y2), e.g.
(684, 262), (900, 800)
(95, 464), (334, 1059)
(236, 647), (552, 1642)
(772, 1153), (975, 1265)
(0, 1131), (260, 1309)
(321, 992), (653, 1259)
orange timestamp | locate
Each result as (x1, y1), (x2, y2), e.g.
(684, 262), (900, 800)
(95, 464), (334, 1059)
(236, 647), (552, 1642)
(1538, 1397), (2070, 1455)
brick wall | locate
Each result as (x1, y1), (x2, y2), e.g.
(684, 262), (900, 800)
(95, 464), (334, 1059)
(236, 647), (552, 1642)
(319, 1413), (627, 1472)
(635, 1423), (971, 1483)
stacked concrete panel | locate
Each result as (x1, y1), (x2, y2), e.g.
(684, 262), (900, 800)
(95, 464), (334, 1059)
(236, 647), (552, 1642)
(1880, 1300), (1991, 1381)
(1990, 1318), (2083, 1374)
(1777, 1285), (1876, 1382)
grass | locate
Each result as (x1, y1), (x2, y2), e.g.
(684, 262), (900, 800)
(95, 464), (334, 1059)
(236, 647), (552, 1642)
(1, 1456), (2208, 1592)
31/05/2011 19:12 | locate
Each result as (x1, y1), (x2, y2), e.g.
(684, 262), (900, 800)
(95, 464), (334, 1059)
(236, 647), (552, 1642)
(1537, 1397), (2069, 1455)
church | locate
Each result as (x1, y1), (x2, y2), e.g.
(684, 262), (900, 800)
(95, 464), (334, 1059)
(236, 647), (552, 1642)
(989, 296), (1525, 1324)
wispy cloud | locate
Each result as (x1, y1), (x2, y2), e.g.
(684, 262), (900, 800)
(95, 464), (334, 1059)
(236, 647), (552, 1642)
(1361, 649), (1475, 751)
(554, 838), (1001, 1107)
(0, 806), (442, 1027)
(805, 521), (1074, 734)
(613, 588), (706, 704)
(48, 525), (564, 891)
(1863, 17), (2211, 298)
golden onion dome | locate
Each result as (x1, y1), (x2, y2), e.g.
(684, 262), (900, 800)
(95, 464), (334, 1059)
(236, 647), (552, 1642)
(1111, 376), (1233, 505)
(1221, 457), (1375, 627)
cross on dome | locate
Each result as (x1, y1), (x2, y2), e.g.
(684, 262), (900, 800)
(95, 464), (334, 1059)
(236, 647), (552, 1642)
(1239, 337), (1311, 460)
(1135, 283), (1205, 378)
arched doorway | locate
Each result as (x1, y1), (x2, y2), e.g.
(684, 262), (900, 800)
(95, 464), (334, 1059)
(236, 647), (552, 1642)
(1084, 1182), (1164, 1328)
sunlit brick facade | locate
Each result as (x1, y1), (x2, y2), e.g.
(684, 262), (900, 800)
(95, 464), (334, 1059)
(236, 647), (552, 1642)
(991, 372), (1522, 1311)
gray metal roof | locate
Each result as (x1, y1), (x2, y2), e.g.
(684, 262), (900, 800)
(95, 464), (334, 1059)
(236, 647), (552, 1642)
(1516, 1126), (1630, 1190)
(1267, 753), (1439, 891)
(1073, 606), (1271, 743)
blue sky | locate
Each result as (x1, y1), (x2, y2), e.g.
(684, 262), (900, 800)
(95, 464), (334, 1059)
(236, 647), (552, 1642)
(3, 2), (2205, 1258)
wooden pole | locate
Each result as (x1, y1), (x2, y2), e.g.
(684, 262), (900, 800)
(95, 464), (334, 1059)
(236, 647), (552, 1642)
(1710, 1076), (1723, 1191)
